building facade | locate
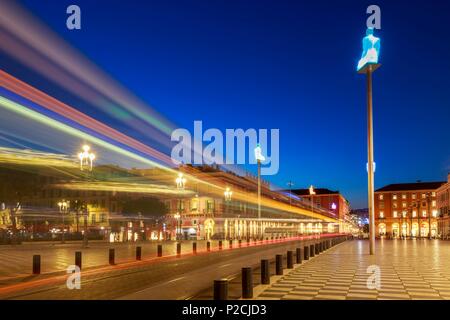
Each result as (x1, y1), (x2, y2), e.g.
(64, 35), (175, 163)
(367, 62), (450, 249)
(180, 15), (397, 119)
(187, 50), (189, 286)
(290, 188), (352, 233)
(374, 181), (445, 238)
(437, 174), (450, 239)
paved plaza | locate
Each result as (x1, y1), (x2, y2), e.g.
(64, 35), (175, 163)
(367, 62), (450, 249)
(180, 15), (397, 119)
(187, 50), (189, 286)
(0, 240), (224, 282)
(255, 239), (450, 300)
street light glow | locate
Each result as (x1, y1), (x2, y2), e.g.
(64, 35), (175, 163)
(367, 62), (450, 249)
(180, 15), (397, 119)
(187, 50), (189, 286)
(176, 172), (187, 189)
(78, 144), (96, 171)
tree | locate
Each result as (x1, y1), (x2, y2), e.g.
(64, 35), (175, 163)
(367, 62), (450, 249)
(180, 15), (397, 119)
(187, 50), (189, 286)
(121, 197), (168, 218)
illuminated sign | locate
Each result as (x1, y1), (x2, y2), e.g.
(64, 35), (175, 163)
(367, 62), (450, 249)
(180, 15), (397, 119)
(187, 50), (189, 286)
(357, 27), (380, 71)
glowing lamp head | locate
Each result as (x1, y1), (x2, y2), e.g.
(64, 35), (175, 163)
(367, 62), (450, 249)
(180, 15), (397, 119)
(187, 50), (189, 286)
(254, 143), (265, 162)
(82, 145), (90, 152)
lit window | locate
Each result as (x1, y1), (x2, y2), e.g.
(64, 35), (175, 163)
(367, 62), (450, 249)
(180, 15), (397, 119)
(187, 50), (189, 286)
(432, 200), (436, 207)
(402, 211), (407, 218)
(402, 202), (407, 208)
(422, 193), (426, 199)
(379, 211), (384, 218)
(393, 211), (398, 218)
(412, 210), (417, 217)
(393, 202), (398, 208)
(422, 210), (427, 217)
(379, 194), (384, 200)
(432, 192), (436, 197)
(412, 193), (416, 200)
(402, 194), (407, 200)
(432, 210), (438, 217)
(393, 194), (397, 200)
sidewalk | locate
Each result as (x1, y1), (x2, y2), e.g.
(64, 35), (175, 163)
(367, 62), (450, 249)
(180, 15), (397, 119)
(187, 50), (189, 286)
(254, 239), (450, 300)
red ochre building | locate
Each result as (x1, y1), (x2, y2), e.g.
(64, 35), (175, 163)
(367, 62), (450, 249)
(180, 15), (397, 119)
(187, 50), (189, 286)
(374, 181), (446, 238)
(437, 173), (450, 239)
(290, 188), (351, 234)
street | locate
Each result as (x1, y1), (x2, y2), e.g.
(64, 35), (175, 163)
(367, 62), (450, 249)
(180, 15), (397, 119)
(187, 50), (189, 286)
(0, 236), (324, 299)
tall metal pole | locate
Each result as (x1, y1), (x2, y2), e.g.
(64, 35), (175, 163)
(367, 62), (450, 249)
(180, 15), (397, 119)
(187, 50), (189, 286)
(257, 159), (261, 239)
(62, 211), (65, 244)
(257, 159), (261, 220)
(83, 208), (88, 248)
(367, 65), (375, 255)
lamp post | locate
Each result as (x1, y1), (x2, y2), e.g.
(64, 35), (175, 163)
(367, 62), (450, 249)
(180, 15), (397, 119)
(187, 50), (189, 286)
(175, 172), (186, 240)
(82, 206), (89, 248)
(224, 187), (232, 215)
(254, 144), (265, 240)
(309, 185), (316, 213)
(174, 212), (181, 240)
(78, 145), (96, 171)
(357, 27), (381, 255)
(57, 200), (69, 244)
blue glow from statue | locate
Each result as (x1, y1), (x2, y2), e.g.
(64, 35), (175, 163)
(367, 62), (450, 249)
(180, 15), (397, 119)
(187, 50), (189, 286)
(357, 27), (380, 71)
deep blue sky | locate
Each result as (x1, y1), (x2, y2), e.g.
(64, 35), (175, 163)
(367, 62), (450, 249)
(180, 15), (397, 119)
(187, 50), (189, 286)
(13, 0), (450, 208)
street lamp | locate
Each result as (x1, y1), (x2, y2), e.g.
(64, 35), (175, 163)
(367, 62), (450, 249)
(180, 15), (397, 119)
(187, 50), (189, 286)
(57, 199), (69, 244)
(309, 185), (316, 214)
(175, 172), (186, 240)
(254, 144), (265, 221)
(224, 187), (233, 215)
(174, 212), (181, 240)
(176, 173), (186, 190)
(357, 27), (381, 255)
(224, 187), (232, 202)
(78, 144), (96, 171)
(254, 144), (265, 240)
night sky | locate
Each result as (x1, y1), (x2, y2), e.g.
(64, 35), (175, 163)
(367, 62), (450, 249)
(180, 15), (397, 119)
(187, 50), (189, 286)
(9, 0), (450, 208)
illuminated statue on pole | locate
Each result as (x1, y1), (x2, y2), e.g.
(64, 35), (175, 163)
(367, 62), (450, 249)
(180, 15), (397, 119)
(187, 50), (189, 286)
(357, 27), (380, 72)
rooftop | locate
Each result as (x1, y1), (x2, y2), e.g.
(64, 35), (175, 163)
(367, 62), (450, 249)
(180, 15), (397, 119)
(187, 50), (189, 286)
(290, 188), (340, 196)
(375, 181), (446, 192)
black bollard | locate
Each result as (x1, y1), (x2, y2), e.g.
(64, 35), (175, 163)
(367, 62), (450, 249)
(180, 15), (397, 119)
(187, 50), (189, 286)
(276, 254), (283, 275)
(109, 248), (115, 265)
(157, 244), (162, 257)
(177, 242), (181, 256)
(214, 279), (228, 300)
(310, 244), (315, 257)
(261, 259), (270, 284)
(193, 242), (197, 254)
(32, 254), (41, 275)
(242, 267), (253, 299)
(207, 241), (211, 252)
(296, 248), (302, 264)
(75, 251), (82, 269)
(219, 240), (223, 250)
(229, 240), (233, 249)
(315, 243), (320, 255)
(287, 251), (294, 269)
(136, 246), (142, 261)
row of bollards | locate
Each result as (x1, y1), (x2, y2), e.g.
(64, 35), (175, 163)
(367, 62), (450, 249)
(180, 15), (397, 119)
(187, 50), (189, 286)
(213, 236), (348, 299)
(30, 240), (229, 274)
(30, 236), (349, 275)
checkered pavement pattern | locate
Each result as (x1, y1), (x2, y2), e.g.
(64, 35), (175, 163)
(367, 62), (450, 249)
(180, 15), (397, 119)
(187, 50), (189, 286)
(255, 239), (450, 300)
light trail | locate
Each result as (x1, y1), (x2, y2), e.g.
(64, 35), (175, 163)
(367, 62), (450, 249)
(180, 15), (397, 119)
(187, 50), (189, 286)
(0, 0), (173, 137)
(0, 234), (338, 297)
(0, 70), (173, 166)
